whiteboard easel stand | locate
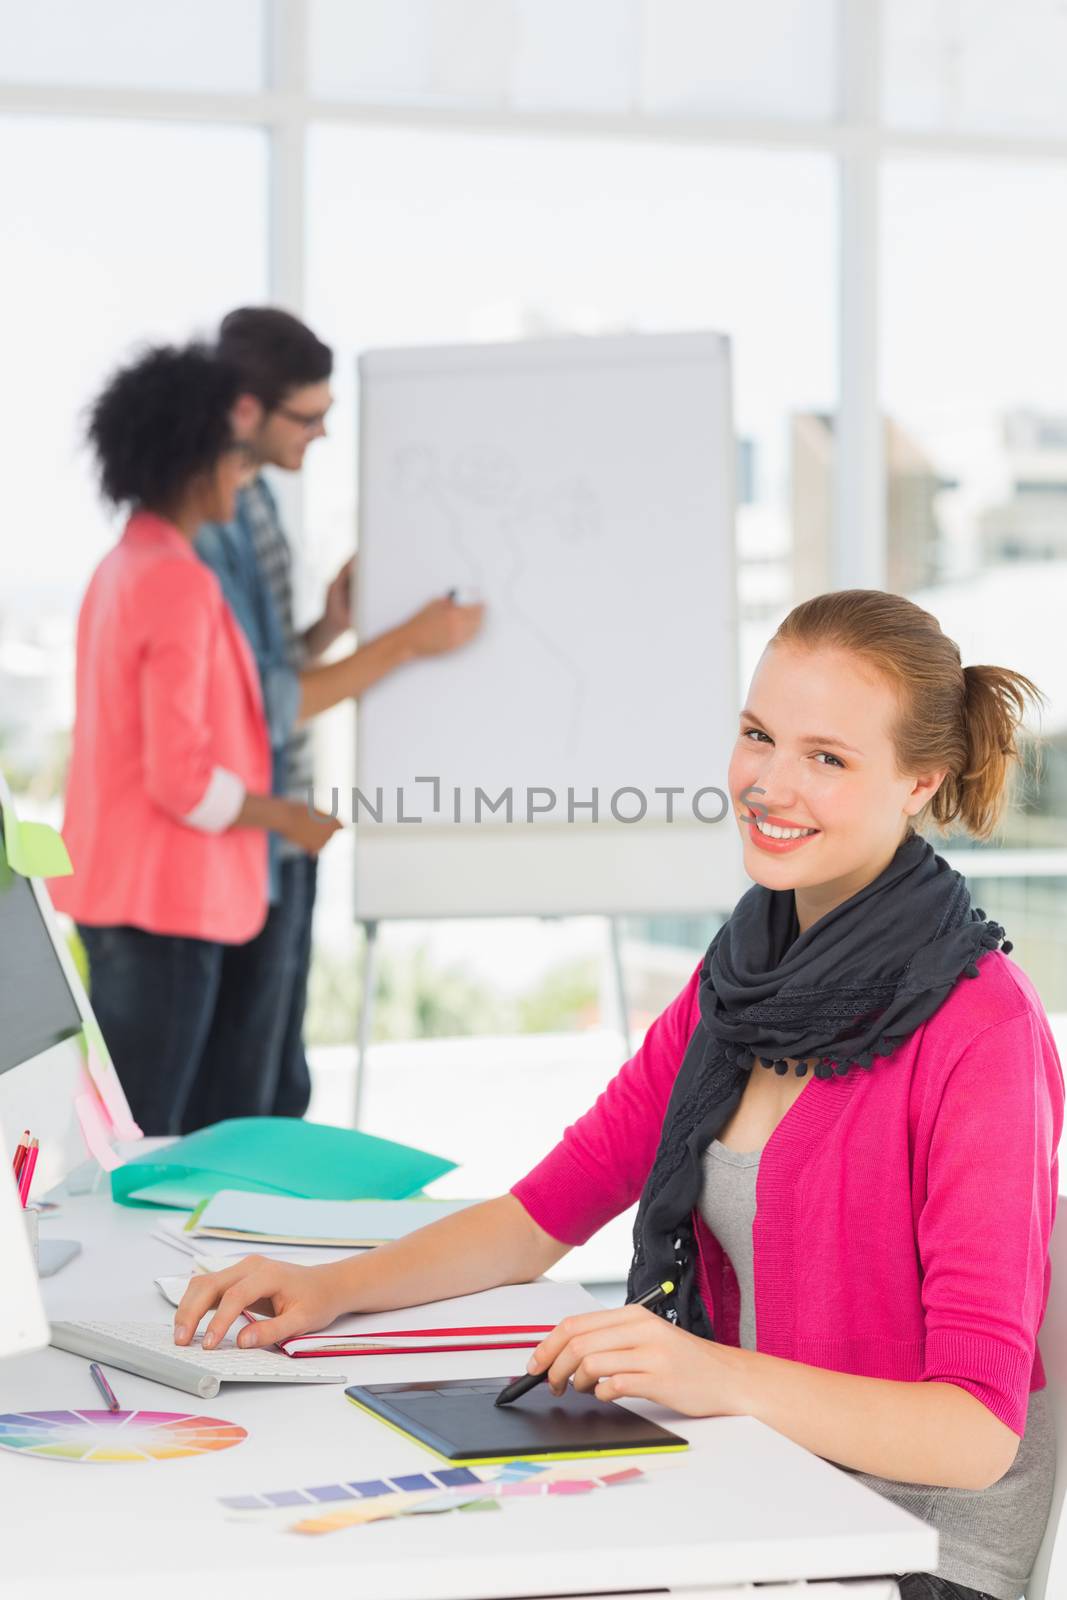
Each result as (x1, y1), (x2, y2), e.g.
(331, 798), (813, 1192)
(354, 917), (380, 1129)
(607, 916), (634, 1057)
(350, 911), (632, 1130)
(350, 329), (738, 1129)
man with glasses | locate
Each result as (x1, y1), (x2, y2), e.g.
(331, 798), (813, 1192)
(195, 307), (483, 1126)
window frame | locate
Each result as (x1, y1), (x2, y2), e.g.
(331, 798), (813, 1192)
(2, 0), (1064, 882)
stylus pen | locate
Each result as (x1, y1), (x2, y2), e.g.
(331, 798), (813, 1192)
(89, 1361), (121, 1412)
(494, 1280), (676, 1407)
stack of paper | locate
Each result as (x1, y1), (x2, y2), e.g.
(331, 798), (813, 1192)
(152, 1216), (357, 1272)
(186, 1191), (479, 1248)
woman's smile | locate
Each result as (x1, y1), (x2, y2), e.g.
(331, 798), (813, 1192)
(743, 810), (822, 854)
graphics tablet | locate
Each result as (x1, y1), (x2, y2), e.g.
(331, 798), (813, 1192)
(345, 1377), (689, 1464)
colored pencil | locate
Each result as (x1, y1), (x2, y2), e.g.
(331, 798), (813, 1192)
(89, 1362), (121, 1412)
(17, 1139), (39, 1208)
(11, 1129), (30, 1184)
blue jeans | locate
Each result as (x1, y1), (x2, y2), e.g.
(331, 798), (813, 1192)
(128, 853), (317, 1132)
(271, 854), (317, 1119)
(179, 860), (309, 1131)
(79, 884), (306, 1135)
(78, 925), (224, 1136)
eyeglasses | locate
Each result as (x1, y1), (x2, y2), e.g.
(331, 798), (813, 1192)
(276, 403), (330, 432)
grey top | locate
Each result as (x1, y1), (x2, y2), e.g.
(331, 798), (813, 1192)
(698, 1140), (760, 1350)
(698, 1139), (1056, 1600)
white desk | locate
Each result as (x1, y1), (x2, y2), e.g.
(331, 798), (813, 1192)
(0, 1190), (936, 1600)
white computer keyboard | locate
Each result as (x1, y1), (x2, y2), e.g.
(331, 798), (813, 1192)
(50, 1319), (346, 1399)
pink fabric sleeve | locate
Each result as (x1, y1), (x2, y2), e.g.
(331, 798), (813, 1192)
(510, 962), (704, 1246)
(917, 1004), (1064, 1436)
(138, 561), (225, 821)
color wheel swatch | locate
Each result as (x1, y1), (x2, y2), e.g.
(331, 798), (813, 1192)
(221, 1460), (644, 1534)
(0, 1410), (247, 1464)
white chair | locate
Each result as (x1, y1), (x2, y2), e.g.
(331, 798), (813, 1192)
(1027, 1197), (1067, 1599)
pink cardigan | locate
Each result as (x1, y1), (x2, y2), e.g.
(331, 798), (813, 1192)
(51, 512), (271, 944)
(512, 950), (1064, 1437)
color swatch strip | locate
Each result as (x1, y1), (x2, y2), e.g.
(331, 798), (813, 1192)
(289, 1465), (645, 1535)
(219, 1460), (644, 1533)
(221, 1462), (490, 1511)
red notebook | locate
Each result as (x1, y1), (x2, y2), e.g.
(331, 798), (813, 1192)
(275, 1323), (555, 1358)
(249, 1282), (604, 1360)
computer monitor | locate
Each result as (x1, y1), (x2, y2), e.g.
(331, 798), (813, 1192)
(0, 771), (139, 1196)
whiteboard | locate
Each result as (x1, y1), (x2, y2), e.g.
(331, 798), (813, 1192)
(354, 331), (744, 919)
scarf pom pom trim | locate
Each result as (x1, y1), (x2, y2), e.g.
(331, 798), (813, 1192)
(748, 919), (1012, 1081)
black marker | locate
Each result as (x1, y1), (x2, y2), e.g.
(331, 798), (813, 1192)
(493, 1279), (676, 1407)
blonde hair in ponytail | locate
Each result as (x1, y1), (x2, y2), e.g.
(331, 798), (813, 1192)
(773, 591), (1046, 841)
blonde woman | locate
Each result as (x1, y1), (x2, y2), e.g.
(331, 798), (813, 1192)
(177, 590), (1062, 1600)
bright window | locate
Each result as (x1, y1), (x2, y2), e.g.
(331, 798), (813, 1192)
(882, 156), (1067, 1001)
(0, 117), (268, 781)
(305, 124), (837, 622)
(883, 0), (1067, 137)
(0, 0), (265, 92)
(309, 0), (837, 120)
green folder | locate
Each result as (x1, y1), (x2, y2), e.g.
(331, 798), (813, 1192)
(111, 1117), (456, 1210)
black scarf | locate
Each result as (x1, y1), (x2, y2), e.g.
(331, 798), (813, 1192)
(626, 831), (1013, 1335)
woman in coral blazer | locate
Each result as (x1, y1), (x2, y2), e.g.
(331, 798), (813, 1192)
(52, 344), (337, 1135)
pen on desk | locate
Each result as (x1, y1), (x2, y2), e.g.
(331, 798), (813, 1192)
(494, 1280), (676, 1407)
(17, 1139), (39, 1208)
(89, 1361), (121, 1412)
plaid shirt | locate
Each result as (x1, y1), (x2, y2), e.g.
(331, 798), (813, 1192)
(239, 477), (315, 808)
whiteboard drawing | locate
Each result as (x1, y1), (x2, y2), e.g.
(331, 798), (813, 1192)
(392, 441), (602, 756)
(354, 331), (739, 916)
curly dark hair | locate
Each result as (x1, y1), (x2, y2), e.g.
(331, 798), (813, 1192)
(86, 342), (242, 509)
(218, 306), (332, 412)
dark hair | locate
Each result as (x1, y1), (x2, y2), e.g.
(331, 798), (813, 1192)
(86, 342), (241, 510)
(773, 589), (1046, 841)
(217, 306), (333, 412)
